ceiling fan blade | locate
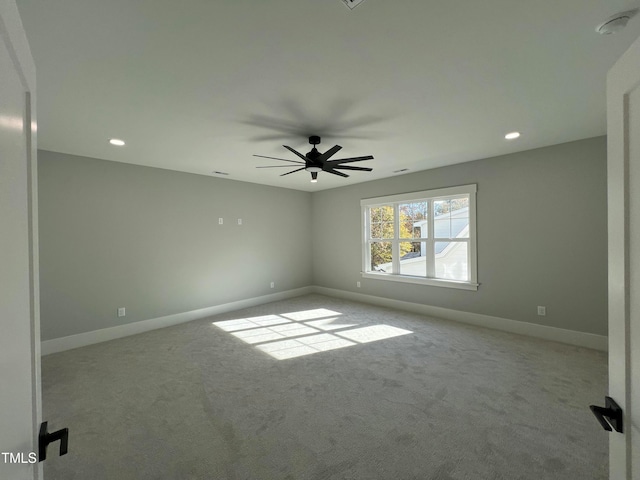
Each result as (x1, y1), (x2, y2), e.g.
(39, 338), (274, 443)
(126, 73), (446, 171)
(256, 165), (302, 168)
(280, 167), (306, 177)
(282, 145), (309, 162)
(332, 165), (373, 172)
(253, 154), (304, 164)
(326, 155), (374, 165)
(316, 144), (342, 162)
(325, 169), (349, 178)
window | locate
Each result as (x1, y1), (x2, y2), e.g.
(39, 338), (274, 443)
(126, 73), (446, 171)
(361, 184), (478, 290)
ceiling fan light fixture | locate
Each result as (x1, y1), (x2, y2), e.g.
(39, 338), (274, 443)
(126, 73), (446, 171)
(306, 166), (322, 173)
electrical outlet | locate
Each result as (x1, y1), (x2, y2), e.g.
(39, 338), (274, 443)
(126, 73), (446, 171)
(356, 281), (361, 288)
(537, 306), (546, 316)
(237, 218), (242, 225)
(118, 307), (126, 317)
(218, 218), (223, 225)
(270, 282), (275, 289)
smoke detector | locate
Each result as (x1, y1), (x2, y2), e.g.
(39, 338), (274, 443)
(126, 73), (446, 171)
(341, 0), (367, 10)
(596, 10), (638, 35)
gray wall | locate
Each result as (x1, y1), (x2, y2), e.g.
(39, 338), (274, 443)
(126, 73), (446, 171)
(39, 137), (608, 341)
(311, 137), (608, 336)
(38, 150), (313, 341)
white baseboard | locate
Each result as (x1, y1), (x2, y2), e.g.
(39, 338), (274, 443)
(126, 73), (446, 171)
(41, 287), (313, 355)
(311, 286), (608, 352)
(42, 285), (607, 355)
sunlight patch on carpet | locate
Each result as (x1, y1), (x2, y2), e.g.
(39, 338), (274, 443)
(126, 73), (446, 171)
(214, 315), (290, 332)
(335, 325), (413, 343)
(305, 318), (357, 331)
(280, 308), (343, 321)
(213, 308), (413, 360)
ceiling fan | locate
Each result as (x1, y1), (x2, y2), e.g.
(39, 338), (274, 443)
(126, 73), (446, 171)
(254, 135), (373, 183)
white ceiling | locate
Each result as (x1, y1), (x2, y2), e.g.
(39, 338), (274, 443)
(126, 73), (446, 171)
(17, 0), (640, 191)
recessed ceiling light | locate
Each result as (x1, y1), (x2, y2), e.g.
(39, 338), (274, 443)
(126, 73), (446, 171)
(505, 132), (521, 140)
(109, 138), (125, 146)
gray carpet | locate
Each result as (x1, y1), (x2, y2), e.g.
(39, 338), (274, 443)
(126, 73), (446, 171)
(41, 294), (608, 479)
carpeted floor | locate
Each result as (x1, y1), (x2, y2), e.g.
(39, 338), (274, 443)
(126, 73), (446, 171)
(41, 294), (608, 480)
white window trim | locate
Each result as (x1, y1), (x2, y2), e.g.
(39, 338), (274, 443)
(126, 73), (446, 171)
(360, 184), (478, 291)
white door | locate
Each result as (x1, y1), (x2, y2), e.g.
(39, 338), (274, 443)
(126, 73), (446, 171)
(0, 2), (42, 480)
(607, 34), (640, 479)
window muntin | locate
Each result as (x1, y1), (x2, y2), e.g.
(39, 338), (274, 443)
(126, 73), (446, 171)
(361, 185), (477, 290)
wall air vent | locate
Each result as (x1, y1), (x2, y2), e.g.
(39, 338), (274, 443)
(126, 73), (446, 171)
(341, 0), (367, 10)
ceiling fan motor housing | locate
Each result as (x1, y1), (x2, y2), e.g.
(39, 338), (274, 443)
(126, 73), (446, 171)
(306, 147), (320, 160)
(306, 136), (322, 170)
(305, 147), (322, 172)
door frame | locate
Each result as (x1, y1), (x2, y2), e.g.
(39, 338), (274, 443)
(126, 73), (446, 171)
(0, 1), (41, 479)
(607, 33), (640, 479)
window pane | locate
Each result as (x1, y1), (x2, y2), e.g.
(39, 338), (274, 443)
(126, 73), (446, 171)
(370, 242), (392, 273)
(370, 206), (382, 222)
(433, 200), (451, 238)
(379, 205), (394, 222)
(369, 205), (394, 239)
(434, 241), (468, 281)
(399, 241), (426, 276)
(399, 210), (414, 239)
(370, 222), (383, 239)
(450, 197), (469, 238)
(399, 202), (428, 239)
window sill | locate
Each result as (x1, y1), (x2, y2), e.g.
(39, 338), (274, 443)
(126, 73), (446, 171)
(361, 272), (479, 291)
